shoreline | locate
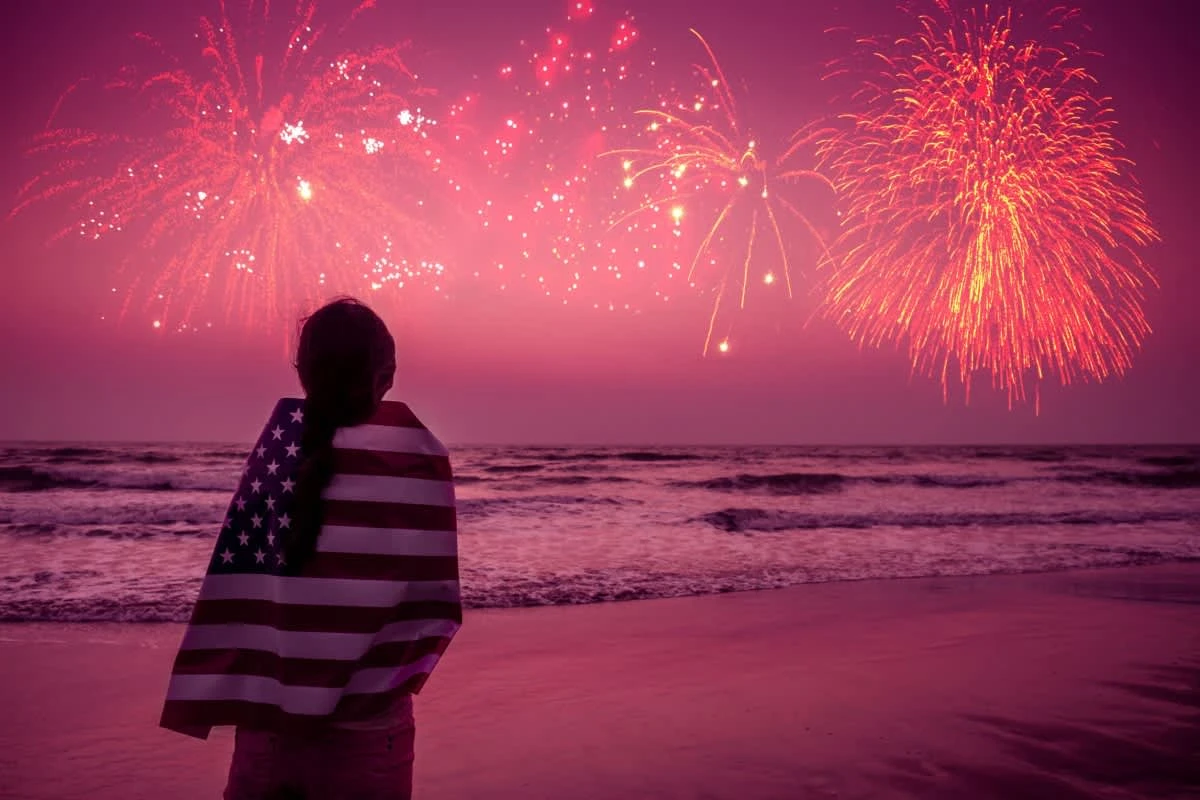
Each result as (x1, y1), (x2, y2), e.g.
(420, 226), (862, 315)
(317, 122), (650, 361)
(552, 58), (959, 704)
(2, 563), (1198, 798)
(4, 556), (1200, 624)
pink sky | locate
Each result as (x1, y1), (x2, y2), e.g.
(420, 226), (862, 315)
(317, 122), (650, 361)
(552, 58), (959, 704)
(1, 0), (1196, 445)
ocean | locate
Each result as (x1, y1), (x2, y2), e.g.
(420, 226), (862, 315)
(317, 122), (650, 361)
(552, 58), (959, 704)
(1, 442), (1198, 621)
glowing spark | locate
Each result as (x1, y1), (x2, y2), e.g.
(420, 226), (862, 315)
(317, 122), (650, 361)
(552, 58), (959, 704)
(279, 121), (309, 145)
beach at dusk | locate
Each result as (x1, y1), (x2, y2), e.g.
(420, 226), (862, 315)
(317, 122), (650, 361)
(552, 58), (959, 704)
(2, 564), (1198, 799)
(3, 0), (1199, 797)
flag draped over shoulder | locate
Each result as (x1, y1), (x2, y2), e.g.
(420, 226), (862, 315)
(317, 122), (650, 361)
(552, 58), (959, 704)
(161, 398), (461, 740)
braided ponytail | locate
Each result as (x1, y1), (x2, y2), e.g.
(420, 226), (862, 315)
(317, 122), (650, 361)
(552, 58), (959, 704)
(284, 298), (395, 574)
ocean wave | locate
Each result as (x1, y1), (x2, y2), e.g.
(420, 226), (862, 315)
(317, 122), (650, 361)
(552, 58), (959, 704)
(458, 494), (635, 518)
(673, 472), (846, 494)
(0, 466), (101, 492)
(1058, 468), (1200, 490)
(495, 449), (706, 463)
(0, 464), (234, 493)
(1, 521), (214, 539)
(0, 497), (224, 526)
(42, 447), (111, 459)
(536, 475), (635, 486)
(1139, 455), (1196, 468)
(971, 447), (1069, 462)
(674, 471), (1018, 494)
(617, 451), (706, 462)
(695, 507), (1200, 533)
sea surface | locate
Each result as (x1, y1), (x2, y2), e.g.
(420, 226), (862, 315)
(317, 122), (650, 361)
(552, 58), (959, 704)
(1, 442), (1198, 621)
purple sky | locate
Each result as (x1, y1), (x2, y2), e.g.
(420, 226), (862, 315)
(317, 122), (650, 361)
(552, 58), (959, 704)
(1, 0), (1197, 445)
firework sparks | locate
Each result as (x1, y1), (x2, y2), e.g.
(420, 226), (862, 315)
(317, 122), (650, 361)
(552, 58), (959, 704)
(817, 2), (1158, 403)
(607, 30), (833, 355)
(13, 0), (453, 330)
(438, 2), (674, 312)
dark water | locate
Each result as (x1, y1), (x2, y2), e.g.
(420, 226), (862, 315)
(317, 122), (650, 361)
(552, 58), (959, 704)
(1, 443), (1198, 620)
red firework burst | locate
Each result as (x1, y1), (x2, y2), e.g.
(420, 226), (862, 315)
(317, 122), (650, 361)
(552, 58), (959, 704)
(12, 0), (454, 331)
(817, 2), (1158, 403)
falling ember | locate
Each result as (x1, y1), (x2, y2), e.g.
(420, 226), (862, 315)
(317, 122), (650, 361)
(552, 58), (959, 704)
(607, 29), (833, 355)
(717, 339), (730, 353)
(11, 0), (452, 329)
(817, 2), (1158, 404)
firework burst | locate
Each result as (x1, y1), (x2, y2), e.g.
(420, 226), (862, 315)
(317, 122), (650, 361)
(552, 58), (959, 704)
(817, 2), (1158, 403)
(608, 30), (833, 355)
(441, 1), (663, 312)
(12, 0), (453, 330)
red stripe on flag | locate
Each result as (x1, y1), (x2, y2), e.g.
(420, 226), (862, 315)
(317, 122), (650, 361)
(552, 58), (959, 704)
(331, 449), (453, 481)
(161, 675), (430, 738)
(302, 552), (458, 581)
(189, 599), (462, 632)
(324, 499), (457, 531)
(368, 402), (423, 428)
(171, 636), (452, 688)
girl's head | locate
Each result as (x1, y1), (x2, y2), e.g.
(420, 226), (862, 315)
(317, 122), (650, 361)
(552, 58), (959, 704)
(295, 297), (396, 423)
(286, 297), (394, 573)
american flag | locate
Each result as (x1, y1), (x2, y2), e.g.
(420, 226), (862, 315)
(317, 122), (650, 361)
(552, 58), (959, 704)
(161, 398), (461, 739)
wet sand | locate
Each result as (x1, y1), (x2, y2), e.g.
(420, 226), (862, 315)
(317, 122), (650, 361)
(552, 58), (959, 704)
(1, 563), (1198, 799)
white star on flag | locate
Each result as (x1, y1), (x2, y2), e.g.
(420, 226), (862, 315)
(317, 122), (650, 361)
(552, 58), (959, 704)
(290, 408), (304, 423)
(266, 496), (276, 510)
(251, 514), (263, 529)
(285, 443), (300, 458)
(267, 461), (280, 475)
(250, 479), (262, 493)
(278, 513), (292, 529)
(271, 426), (284, 440)
(267, 532), (276, 546)
(254, 549), (266, 564)
(235, 497), (247, 511)
(220, 548), (234, 564)
(237, 532), (250, 546)
(255, 446), (266, 459)
(281, 478), (295, 493)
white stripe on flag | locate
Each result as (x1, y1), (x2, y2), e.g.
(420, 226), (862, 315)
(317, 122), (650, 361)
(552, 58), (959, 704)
(323, 474), (455, 506)
(177, 619), (461, 659)
(333, 425), (449, 456)
(164, 655), (442, 715)
(318, 525), (459, 557)
(197, 575), (461, 606)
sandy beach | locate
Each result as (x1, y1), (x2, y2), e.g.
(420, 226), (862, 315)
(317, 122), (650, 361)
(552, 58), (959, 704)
(1, 563), (1197, 799)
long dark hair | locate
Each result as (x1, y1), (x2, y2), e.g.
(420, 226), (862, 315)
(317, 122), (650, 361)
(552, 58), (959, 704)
(285, 298), (395, 573)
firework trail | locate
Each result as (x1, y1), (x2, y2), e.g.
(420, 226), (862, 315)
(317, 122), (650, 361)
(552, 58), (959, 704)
(817, 1), (1158, 403)
(12, 0), (455, 330)
(608, 30), (834, 355)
